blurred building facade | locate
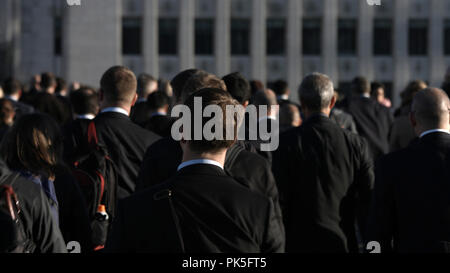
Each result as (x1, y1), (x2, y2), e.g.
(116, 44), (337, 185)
(1, 0), (450, 105)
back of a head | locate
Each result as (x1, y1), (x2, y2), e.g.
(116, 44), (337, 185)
(412, 87), (450, 130)
(55, 77), (67, 95)
(1, 114), (62, 178)
(272, 80), (289, 96)
(252, 89), (278, 109)
(0, 99), (15, 125)
(280, 103), (301, 129)
(158, 78), (173, 98)
(250, 80), (265, 97)
(40, 72), (57, 90)
(299, 73), (334, 112)
(371, 82), (385, 96)
(2, 77), (21, 96)
(184, 88), (240, 154)
(402, 80), (428, 106)
(70, 88), (99, 116)
(100, 66), (137, 105)
(222, 72), (251, 105)
(171, 69), (200, 102)
(147, 91), (170, 111)
(351, 76), (370, 95)
(181, 71), (227, 103)
(137, 73), (157, 98)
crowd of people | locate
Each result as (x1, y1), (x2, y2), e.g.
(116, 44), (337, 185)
(0, 65), (449, 253)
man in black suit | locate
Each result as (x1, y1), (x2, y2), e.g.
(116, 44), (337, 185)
(107, 88), (285, 253)
(63, 87), (99, 165)
(130, 74), (158, 126)
(143, 91), (174, 138)
(250, 89), (280, 163)
(93, 66), (160, 199)
(273, 73), (374, 253)
(330, 91), (358, 134)
(2, 77), (34, 120)
(32, 72), (71, 125)
(367, 88), (450, 253)
(348, 77), (393, 160)
(136, 70), (283, 234)
(222, 72), (258, 153)
(272, 79), (302, 112)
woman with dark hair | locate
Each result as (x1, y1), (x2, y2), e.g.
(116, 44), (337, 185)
(0, 113), (92, 252)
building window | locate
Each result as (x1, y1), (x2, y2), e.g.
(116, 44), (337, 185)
(122, 17), (142, 55)
(195, 19), (214, 55)
(267, 19), (286, 55)
(159, 18), (178, 55)
(54, 16), (62, 56)
(444, 20), (450, 55)
(338, 19), (357, 56)
(303, 19), (322, 56)
(409, 19), (428, 56)
(231, 19), (250, 55)
(373, 19), (392, 56)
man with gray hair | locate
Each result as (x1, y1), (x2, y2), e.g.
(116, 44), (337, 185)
(368, 88), (450, 253)
(273, 72), (374, 253)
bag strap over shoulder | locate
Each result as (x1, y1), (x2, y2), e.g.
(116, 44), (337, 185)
(153, 189), (185, 253)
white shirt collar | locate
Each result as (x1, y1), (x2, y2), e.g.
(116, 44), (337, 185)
(362, 93), (371, 98)
(177, 159), (224, 172)
(75, 114), (95, 120)
(258, 115), (277, 123)
(5, 95), (18, 102)
(151, 112), (167, 118)
(420, 129), (450, 139)
(278, 95), (289, 101)
(101, 107), (129, 117)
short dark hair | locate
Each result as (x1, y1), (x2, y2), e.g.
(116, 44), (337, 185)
(250, 80), (264, 96)
(171, 69), (199, 101)
(299, 73), (334, 112)
(55, 77), (67, 94)
(184, 88), (240, 153)
(222, 72), (251, 104)
(147, 91), (170, 111)
(272, 80), (289, 96)
(2, 77), (21, 96)
(371, 82), (385, 98)
(181, 71), (227, 103)
(137, 73), (157, 97)
(40, 72), (57, 89)
(352, 76), (370, 95)
(371, 82), (385, 92)
(0, 99), (15, 125)
(100, 66), (137, 104)
(70, 88), (99, 115)
(1, 114), (63, 178)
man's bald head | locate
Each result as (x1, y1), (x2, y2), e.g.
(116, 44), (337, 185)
(411, 87), (450, 134)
